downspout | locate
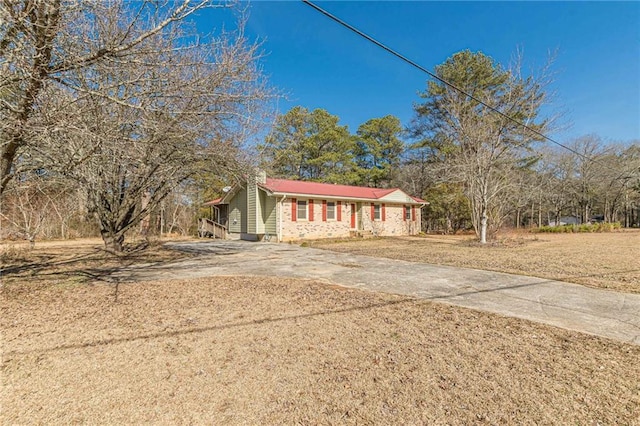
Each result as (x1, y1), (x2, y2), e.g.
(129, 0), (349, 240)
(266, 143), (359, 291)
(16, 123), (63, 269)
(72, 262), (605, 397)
(418, 202), (428, 234)
(279, 195), (287, 242)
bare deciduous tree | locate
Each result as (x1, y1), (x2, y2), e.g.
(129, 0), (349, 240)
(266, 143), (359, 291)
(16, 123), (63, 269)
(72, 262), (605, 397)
(0, 0), (235, 194)
(2, 1), (271, 252)
(0, 173), (55, 247)
(411, 50), (554, 243)
(564, 135), (604, 224)
(532, 137), (640, 228)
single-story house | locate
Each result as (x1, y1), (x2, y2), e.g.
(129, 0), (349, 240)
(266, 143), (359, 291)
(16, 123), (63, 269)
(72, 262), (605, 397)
(202, 172), (427, 242)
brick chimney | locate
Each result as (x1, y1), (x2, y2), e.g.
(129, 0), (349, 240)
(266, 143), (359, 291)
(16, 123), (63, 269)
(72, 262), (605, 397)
(255, 169), (267, 184)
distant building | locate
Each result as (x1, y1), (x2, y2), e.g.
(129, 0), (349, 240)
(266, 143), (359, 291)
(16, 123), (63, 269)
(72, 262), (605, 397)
(548, 216), (580, 226)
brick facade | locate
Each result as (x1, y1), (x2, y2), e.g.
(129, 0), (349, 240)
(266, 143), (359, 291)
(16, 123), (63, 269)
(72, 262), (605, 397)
(280, 198), (421, 241)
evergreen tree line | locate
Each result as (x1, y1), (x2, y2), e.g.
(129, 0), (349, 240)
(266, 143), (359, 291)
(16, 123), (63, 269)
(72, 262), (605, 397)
(258, 51), (640, 240)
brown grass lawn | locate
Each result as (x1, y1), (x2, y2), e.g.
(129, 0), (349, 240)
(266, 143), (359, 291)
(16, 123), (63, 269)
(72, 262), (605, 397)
(0, 237), (194, 289)
(311, 230), (640, 294)
(1, 236), (640, 424)
(2, 277), (639, 425)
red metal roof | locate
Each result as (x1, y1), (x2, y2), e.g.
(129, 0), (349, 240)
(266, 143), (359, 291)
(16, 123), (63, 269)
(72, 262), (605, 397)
(203, 197), (223, 206)
(261, 178), (424, 202)
(205, 178), (427, 205)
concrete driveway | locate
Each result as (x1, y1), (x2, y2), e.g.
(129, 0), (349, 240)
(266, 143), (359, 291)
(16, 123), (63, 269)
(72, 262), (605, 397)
(111, 240), (640, 345)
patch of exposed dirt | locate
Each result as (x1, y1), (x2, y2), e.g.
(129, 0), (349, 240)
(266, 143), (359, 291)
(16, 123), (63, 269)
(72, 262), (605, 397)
(311, 230), (640, 294)
(1, 277), (639, 424)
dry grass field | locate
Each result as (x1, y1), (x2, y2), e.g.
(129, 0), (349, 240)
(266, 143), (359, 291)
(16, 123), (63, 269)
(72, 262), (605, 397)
(2, 277), (639, 425)
(1, 234), (639, 424)
(312, 230), (640, 294)
(0, 238), (193, 289)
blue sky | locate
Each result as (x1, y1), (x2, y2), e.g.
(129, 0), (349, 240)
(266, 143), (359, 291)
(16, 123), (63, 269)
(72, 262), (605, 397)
(195, 1), (640, 144)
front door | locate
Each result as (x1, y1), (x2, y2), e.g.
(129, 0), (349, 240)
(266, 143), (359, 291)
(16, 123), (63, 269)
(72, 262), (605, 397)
(350, 203), (356, 229)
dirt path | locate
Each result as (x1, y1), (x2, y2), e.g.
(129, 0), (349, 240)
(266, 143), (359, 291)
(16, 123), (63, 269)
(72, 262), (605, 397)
(108, 240), (640, 345)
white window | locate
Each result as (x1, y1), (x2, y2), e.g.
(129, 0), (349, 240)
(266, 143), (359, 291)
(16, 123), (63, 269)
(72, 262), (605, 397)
(405, 205), (412, 220)
(297, 200), (307, 220)
(373, 204), (381, 220)
(327, 202), (336, 220)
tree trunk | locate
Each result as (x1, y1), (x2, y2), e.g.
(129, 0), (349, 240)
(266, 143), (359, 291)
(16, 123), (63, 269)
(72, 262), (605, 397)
(530, 202), (535, 228)
(0, 141), (19, 195)
(629, 208), (632, 227)
(583, 204), (590, 224)
(101, 231), (124, 253)
(537, 200), (542, 228)
(480, 201), (488, 244)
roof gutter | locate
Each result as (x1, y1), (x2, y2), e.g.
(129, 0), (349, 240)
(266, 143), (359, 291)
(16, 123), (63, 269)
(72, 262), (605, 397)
(278, 194), (286, 243)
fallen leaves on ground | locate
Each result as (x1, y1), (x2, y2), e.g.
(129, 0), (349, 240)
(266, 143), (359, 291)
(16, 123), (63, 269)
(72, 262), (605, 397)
(2, 276), (638, 424)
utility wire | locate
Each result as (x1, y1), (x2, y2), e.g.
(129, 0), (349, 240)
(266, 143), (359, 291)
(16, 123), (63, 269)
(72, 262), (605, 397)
(301, 0), (594, 163)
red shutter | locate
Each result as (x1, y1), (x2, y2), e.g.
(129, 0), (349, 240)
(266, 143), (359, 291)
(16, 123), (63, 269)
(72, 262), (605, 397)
(403, 206), (407, 222)
(291, 198), (297, 222)
(382, 204), (386, 222)
(371, 203), (375, 220)
(309, 200), (314, 221)
(337, 201), (342, 221)
(412, 206), (416, 222)
(322, 200), (327, 221)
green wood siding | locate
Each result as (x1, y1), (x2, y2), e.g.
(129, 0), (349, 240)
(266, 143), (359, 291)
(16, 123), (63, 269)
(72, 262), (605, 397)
(228, 187), (247, 233)
(380, 189), (416, 204)
(247, 182), (257, 234)
(227, 181), (276, 237)
(262, 192), (277, 236)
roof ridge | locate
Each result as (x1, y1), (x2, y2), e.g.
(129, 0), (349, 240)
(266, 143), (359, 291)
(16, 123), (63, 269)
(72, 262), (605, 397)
(265, 177), (403, 191)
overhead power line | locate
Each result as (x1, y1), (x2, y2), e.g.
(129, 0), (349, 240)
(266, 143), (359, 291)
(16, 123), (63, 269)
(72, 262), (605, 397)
(301, 0), (593, 162)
